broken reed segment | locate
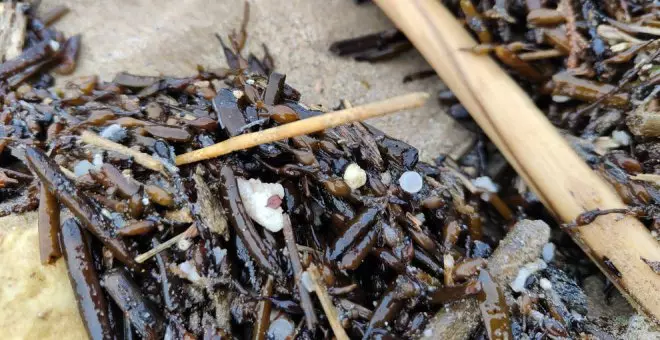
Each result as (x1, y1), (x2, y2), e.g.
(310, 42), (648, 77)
(175, 91), (429, 165)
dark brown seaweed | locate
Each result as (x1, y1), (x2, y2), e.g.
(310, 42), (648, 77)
(429, 279), (481, 305)
(0, 39), (57, 79)
(263, 72), (285, 106)
(327, 206), (380, 261)
(25, 147), (136, 268)
(60, 218), (114, 340)
(252, 276), (274, 340)
(38, 182), (61, 264)
(118, 220), (157, 237)
(363, 275), (419, 339)
(53, 34), (81, 75)
(213, 89), (247, 137)
(102, 268), (165, 340)
(338, 226), (378, 270)
(112, 72), (159, 88)
(329, 29), (412, 62)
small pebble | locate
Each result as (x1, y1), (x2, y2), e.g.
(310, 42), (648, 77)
(232, 89), (244, 99)
(343, 163), (367, 190)
(612, 130), (631, 146)
(267, 317), (295, 340)
(213, 247), (227, 264)
(92, 153), (104, 167)
(101, 208), (112, 219)
(381, 171), (392, 185)
(473, 176), (498, 193)
(74, 160), (94, 177)
(178, 261), (201, 283)
(539, 278), (552, 290)
(552, 95), (571, 103)
(510, 259), (548, 292)
(100, 123), (128, 142)
(301, 271), (314, 292)
(542, 242), (556, 263)
(399, 171), (423, 193)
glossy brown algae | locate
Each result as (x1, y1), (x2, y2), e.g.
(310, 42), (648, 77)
(327, 206), (380, 261)
(363, 275), (420, 339)
(38, 183), (61, 264)
(102, 268), (165, 340)
(478, 269), (512, 340)
(25, 147), (136, 268)
(60, 218), (114, 340)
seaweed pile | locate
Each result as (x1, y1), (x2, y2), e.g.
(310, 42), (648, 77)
(330, 0), (660, 338)
(439, 0), (660, 229)
(0, 3), (537, 339)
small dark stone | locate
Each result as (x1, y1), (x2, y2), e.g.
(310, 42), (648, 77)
(546, 266), (588, 315)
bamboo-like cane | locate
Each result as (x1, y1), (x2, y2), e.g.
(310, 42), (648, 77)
(374, 0), (660, 321)
(175, 92), (429, 165)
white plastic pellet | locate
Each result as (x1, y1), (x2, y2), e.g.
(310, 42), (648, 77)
(343, 163), (367, 190)
(399, 171), (423, 194)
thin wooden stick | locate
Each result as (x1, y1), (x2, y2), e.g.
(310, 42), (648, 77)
(80, 130), (164, 173)
(307, 264), (349, 340)
(175, 92), (429, 165)
(375, 0), (660, 322)
(135, 225), (197, 263)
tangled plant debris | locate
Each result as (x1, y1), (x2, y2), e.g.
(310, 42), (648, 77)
(332, 0), (660, 338)
(0, 2), (544, 339)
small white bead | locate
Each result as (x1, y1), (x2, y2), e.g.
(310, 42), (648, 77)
(399, 171), (423, 193)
